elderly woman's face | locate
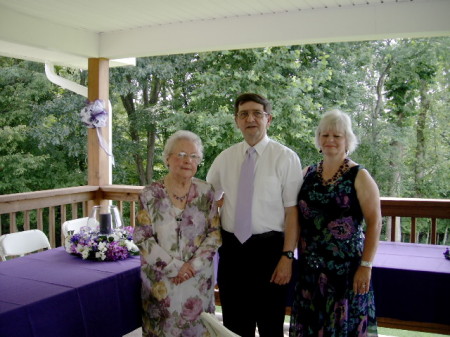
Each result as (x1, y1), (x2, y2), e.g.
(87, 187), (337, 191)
(167, 139), (201, 178)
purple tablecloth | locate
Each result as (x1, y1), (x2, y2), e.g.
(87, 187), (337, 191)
(0, 247), (142, 337)
(372, 241), (450, 326)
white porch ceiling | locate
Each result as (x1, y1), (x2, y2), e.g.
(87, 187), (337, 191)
(0, 0), (449, 69)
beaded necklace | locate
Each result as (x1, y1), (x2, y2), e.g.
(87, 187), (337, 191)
(172, 192), (188, 202)
(164, 176), (191, 202)
(317, 158), (349, 185)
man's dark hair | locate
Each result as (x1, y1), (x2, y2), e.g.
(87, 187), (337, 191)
(234, 93), (272, 115)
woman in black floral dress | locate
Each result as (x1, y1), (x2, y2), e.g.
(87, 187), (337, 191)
(289, 110), (382, 337)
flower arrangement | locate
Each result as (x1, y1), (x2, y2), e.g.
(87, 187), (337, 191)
(65, 226), (139, 262)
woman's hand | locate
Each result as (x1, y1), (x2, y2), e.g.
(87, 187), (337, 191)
(171, 262), (196, 285)
(353, 265), (372, 295)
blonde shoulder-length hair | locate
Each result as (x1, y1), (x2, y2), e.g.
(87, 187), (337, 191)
(314, 109), (358, 154)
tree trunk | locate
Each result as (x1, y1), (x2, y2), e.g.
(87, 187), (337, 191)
(414, 80), (430, 197)
(143, 76), (162, 184)
(120, 91), (146, 186)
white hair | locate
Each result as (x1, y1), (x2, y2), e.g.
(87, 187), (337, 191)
(314, 109), (358, 154)
(162, 130), (204, 167)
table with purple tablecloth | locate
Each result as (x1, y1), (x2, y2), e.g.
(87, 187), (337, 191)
(372, 241), (450, 333)
(0, 247), (141, 337)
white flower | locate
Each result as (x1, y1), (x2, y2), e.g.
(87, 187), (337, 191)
(125, 240), (139, 253)
(95, 251), (106, 260)
(81, 249), (90, 260)
(98, 241), (107, 252)
(110, 233), (120, 242)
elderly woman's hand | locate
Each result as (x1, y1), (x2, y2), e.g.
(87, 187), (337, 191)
(171, 262), (196, 285)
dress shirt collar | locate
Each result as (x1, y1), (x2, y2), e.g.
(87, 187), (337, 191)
(243, 135), (269, 157)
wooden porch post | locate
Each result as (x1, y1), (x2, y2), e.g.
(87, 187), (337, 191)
(87, 58), (111, 206)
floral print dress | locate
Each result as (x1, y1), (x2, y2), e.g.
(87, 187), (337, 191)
(289, 165), (378, 337)
(133, 178), (221, 337)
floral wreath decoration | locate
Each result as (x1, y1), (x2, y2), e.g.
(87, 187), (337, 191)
(80, 99), (115, 165)
(65, 226), (139, 262)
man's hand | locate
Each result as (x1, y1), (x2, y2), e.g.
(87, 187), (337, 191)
(270, 256), (292, 285)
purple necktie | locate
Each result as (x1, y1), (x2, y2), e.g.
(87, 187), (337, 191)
(234, 147), (256, 243)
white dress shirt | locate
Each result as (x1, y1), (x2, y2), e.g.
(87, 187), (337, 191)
(206, 135), (303, 234)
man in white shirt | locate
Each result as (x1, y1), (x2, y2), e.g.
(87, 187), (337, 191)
(207, 93), (303, 337)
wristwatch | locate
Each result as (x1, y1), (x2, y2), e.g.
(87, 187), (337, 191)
(281, 251), (294, 259)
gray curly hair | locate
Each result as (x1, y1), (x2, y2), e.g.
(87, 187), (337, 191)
(162, 130), (204, 167)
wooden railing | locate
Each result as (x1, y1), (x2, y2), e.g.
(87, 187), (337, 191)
(1, 186), (449, 248)
(0, 185), (143, 248)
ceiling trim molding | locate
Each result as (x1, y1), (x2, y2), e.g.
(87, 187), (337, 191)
(100, 0), (450, 59)
(1, 0), (449, 69)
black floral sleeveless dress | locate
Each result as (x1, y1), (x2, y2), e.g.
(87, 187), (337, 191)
(289, 164), (378, 337)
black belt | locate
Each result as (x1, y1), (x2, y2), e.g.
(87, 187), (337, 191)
(221, 229), (283, 241)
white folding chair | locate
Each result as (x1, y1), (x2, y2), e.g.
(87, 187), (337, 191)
(62, 217), (90, 237)
(0, 229), (51, 261)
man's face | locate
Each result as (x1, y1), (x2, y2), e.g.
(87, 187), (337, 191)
(235, 101), (272, 146)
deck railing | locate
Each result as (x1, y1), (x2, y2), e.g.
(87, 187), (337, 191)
(1, 185), (449, 248)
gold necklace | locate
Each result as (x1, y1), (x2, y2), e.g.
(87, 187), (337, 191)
(317, 158), (349, 185)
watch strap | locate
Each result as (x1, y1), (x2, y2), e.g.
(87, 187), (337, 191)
(281, 251), (294, 259)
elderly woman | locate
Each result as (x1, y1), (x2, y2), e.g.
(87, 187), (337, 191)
(133, 130), (221, 337)
(289, 110), (382, 337)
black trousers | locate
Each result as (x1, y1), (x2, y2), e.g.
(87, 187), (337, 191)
(218, 230), (288, 337)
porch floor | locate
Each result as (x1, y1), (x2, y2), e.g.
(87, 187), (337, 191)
(122, 312), (396, 337)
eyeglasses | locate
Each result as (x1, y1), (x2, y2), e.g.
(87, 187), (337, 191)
(172, 152), (202, 163)
(236, 111), (268, 120)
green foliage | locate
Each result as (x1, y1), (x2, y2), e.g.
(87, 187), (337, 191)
(1, 38), (450, 206)
(0, 57), (86, 194)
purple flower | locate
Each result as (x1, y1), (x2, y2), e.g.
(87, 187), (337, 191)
(333, 299), (348, 326)
(181, 324), (204, 337)
(299, 200), (313, 219)
(357, 315), (368, 336)
(336, 193), (351, 208)
(180, 206), (206, 241)
(181, 297), (203, 321)
(186, 183), (199, 202)
(151, 183), (170, 212)
(328, 217), (355, 239)
(105, 242), (129, 261)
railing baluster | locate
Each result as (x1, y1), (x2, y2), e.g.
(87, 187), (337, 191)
(61, 205), (67, 244)
(37, 208), (43, 231)
(390, 216), (396, 241)
(410, 217), (416, 243)
(24, 210), (30, 231)
(71, 203), (78, 219)
(9, 213), (16, 233)
(49, 206), (55, 248)
(117, 201), (123, 215)
(130, 201), (136, 227)
(431, 218), (437, 245)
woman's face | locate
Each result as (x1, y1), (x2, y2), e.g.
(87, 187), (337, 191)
(319, 128), (347, 157)
(167, 139), (201, 179)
